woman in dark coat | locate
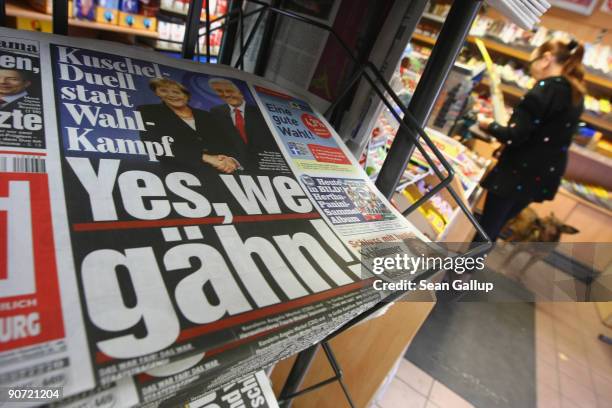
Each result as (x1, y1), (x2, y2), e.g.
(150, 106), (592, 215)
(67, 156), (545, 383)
(475, 39), (586, 242)
(138, 78), (240, 173)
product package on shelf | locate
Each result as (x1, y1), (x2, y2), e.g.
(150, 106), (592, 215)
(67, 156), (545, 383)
(561, 179), (612, 211)
(155, 17), (185, 52)
(363, 107), (399, 179)
(74, 0), (96, 21)
(422, 11), (612, 81)
(153, 0), (226, 58)
(364, 102), (488, 197)
(596, 138), (612, 158)
(399, 45), (430, 96)
(428, 66), (479, 134)
(96, 0), (120, 25)
(15, 0), (74, 33)
(118, 11), (157, 32)
(364, 117), (489, 239)
(27, 0), (54, 14)
(0, 27), (442, 407)
(161, 0), (228, 21)
(413, 128), (489, 200)
(363, 107), (431, 190)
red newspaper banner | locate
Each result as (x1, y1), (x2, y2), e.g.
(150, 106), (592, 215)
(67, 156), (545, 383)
(308, 144), (351, 164)
(0, 172), (64, 351)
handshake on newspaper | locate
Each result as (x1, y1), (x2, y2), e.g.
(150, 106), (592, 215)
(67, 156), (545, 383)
(202, 153), (243, 174)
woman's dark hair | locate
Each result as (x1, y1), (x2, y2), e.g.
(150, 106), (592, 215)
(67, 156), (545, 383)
(534, 39), (586, 105)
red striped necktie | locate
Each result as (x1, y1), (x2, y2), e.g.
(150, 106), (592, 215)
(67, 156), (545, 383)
(234, 107), (247, 144)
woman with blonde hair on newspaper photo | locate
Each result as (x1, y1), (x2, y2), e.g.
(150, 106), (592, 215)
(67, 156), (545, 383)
(474, 38), (585, 244)
(138, 77), (241, 173)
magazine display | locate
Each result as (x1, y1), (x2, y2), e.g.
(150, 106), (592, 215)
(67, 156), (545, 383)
(0, 27), (431, 406)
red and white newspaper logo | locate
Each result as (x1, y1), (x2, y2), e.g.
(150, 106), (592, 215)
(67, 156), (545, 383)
(0, 179), (36, 297)
(0, 173), (64, 350)
(301, 113), (331, 138)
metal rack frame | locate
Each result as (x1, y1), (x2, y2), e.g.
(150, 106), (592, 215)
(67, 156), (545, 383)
(0, 1), (491, 407)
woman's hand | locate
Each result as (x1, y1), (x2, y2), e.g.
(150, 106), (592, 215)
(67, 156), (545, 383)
(477, 114), (494, 130)
(202, 154), (240, 173)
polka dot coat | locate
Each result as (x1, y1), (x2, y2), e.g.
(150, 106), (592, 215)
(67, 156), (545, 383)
(482, 76), (583, 202)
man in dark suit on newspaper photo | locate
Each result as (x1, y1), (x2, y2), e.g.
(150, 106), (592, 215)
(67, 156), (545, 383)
(0, 69), (32, 110)
(208, 77), (277, 171)
(138, 77), (241, 173)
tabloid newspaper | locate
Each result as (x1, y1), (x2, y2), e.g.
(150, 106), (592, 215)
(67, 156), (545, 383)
(0, 27), (432, 406)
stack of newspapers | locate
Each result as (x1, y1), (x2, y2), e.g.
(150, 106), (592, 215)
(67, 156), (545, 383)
(487, 0), (551, 29)
(0, 26), (439, 407)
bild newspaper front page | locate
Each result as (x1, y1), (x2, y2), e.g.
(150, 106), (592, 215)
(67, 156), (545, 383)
(0, 27), (432, 407)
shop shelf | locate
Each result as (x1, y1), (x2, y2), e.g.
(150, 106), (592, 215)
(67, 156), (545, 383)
(6, 1), (159, 39)
(411, 32), (612, 91)
(422, 12), (446, 24)
(479, 79), (612, 134)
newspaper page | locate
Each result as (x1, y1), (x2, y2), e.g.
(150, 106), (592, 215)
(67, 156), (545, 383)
(0, 33), (87, 399)
(0, 27), (432, 406)
(183, 370), (278, 408)
(55, 369), (278, 408)
(253, 85), (428, 242)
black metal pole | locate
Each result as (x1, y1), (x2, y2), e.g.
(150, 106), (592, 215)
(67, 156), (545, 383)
(381, 0), (429, 81)
(234, 8), (267, 69)
(239, 3), (245, 70)
(182, 0), (204, 59)
(375, 0), (482, 198)
(219, 0), (243, 65)
(278, 345), (318, 408)
(321, 343), (355, 408)
(254, 0), (281, 76)
(205, 0), (211, 60)
(53, 0), (69, 35)
(0, 0), (6, 28)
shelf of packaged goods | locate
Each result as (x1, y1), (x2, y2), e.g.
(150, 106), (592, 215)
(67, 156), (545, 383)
(479, 79), (612, 134)
(471, 39), (612, 89)
(411, 32), (436, 46)
(570, 143), (612, 167)
(153, 45), (183, 53)
(480, 78), (526, 99)
(6, 1), (159, 39)
(412, 33), (531, 60)
(480, 78), (525, 98)
(498, 82), (525, 98)
(582, 113), (612, 134)
(585, 72), (612, 90)
(411, 32), (612, 91)
(154, 45), (219, 57)
(558, 184), (612, 217)
(158, 7), (220, 24)
(468, 36), (532, 61)
(421, 12), (446, 24)
(580, 113), (612, 136)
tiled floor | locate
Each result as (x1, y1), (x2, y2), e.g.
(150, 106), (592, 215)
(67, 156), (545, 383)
(535, 302), (612, 408)
(372, 302), (612, 408)
(372, 359), (475, 408)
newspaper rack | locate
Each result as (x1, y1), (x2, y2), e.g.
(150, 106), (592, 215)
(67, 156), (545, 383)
(0, 1), (491, 407)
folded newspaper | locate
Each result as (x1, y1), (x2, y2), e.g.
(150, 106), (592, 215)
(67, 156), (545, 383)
(0, 27), (433, 407)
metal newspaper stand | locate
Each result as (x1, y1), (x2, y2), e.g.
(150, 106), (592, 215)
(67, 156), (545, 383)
(0, 0), (492, 406)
